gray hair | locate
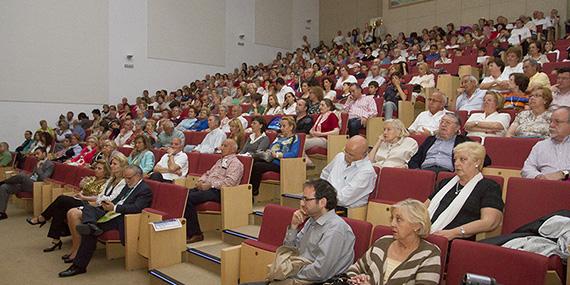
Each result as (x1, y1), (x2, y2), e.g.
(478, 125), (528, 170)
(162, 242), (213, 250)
(462, 74), (478, 84)
(125, 165), (143, 177)
(384, 119), (410, 138)
(523, 58), (540, 69)
(390, 199), (432, 238)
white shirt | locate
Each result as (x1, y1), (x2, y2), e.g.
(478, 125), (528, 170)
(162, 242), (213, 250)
(324, 90), (337, 100)
(361, 75), (386, 88)
(501, 62), (524, 79)
(277, 85), (295, 104)
(320, 153), (377, 208)
(508, 27), (532, 45)
(333, 35), (345, 46)
(391, 56), (406, 64)
(466, 111), (511, 138)
(114, 130), (133, 147)
(334, 75), (357, 90)
(265, 106), (282, 115)
(156, 151), (188, 181)
(434, 57), (452, 66)
(408, 110), (447, 133)
(372, 137), (418, 168)
(408, 74), (435, 88)
(282, 103), (297, 115)
(236, 115), (249, 129)
(194, 128), (227, 154)
(456, 88), (486, 111)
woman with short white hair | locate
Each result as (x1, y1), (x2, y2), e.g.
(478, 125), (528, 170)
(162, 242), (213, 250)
(368, 119), (418, 169)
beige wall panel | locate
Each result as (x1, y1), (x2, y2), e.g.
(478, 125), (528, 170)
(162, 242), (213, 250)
(406, 1), (437, 18)
(489, 1), (527, 21)
(408, 15), (437, 34)
(460, 6), (491, 26)
(461, 0), (491, 9)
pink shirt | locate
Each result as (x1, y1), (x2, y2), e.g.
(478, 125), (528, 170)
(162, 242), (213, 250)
(343, 95), (378, 119)
(200, 154), (244, 190)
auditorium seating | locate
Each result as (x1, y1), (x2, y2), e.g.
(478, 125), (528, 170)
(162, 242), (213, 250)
(305, 112), (349, 177)
(343, 218), (373, 261)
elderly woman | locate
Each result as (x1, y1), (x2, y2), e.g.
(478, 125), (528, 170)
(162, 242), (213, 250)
(250, 116), (301, 196)
(523, 41), (549, 65)
(307, 86), (324, 115)
(369, 119), (418, 169)
(426, 142), (504, 240)
(506, 87), (553, 138)
(347, 199), (441, 285)
(282, 92), (297, 115)
(68, 136), (99, 166)
(128, 135), (155, 175)
(501, 47), (524, 79)
(63, 153), (128, 262)
(26, 160), (111, 253)
(228, 118), (245, 150)
(408, 62), (435, 90)
(480, 58), (508, 91)
(464, 92), (511, 138)
(304, 99), (340, 167)
(240, 116), (270, 155)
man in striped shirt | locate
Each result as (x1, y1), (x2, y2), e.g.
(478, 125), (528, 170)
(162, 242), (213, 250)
(344, 84), (378, 137)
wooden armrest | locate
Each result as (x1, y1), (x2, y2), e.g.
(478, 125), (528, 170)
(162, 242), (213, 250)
(347, 205), (368, 221)
(366, 201), (392, 226)
(32, 182), (44, 217)
(398, 101), (414, 128)
(280, 158), (306, 196)
(221, 245), (241, 285)
(124, 213), (144, 270)
(221, 184), (253, 229)
(327, 135), (348, 163)
(366, 117), (384, 147)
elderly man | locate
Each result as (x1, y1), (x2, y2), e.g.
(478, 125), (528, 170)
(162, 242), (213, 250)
(408, 113), (491, 173)
(344, 84), (378, 137)
(508, 18), (532, 46)
(184, 139), (244, 243)
(59, 165), (152, 277)
(184, 115), (227, 153)
(243, 179), (355, 285)
(409, 91), (448, 135)
(157, 120), (185, 148)
(0, 147), (53, 220)
(114, 119), (134, 147)
(321, 136), (377, 209)
(361, 64), (386, 88)
(521, 107), (570, 180)
(552, 68), (570, 109)
(523, 59), (551, 92)
(150, 137), (188, 183)
(455, 75), (486, 111)
(303, 68), (318, 87)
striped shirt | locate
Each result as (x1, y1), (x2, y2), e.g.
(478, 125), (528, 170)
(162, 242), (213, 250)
(346, 236), (441, 285)
(343, 95), (378, 120)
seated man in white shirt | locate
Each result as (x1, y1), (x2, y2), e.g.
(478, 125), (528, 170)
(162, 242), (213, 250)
(230, 106), (248, 129)
(409, 91), (448, 136)
(320, 135), (377, 209)
(508, 19), (532, 46)
(521, 107), (570, 180)
(456, 75), (486, 111)
(150, 137), (188, 183)
(184, 115), (227, 153)
(361, 64), (386, 88)
(275, 77), (295, 105)
(551, 67), (570, 109)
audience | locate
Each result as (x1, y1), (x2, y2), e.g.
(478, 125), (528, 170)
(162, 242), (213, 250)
(345, 84), (378, 137)
(150, 137), (188, 183)
(294, 99), (314, 134)
(369, 119), (418, 168)
(408, 91), (448, 135)
(551, 67), (570, 109)
(157, 121), (185, 148)
(304, 99), (340, 167)
(240, 116), (270, 155)
(456, 75), (486, 111)
(0, 142), (11, 167)
(506, 87), (553, 138)
(69, 136), (99, 166)
(127, 135), (155, 175)
(523, 59), (551, 92)
(501, 47), (524, 79)
(185, 115), (227, 153)
(464, 91), (511, 138)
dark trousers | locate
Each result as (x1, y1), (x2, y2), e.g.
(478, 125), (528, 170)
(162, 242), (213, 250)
(250, 161), (280, 196)
(149, 172), (173, 183)
(422, 165), (452, 175)
(73, 205), (124, 270)
(347, 118), (363, 137)
(42, 195), (84, 239)
(0, 174), (33, 213)
(184, 188), (220, 238)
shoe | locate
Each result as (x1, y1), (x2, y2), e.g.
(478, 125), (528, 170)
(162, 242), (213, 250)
(43, 240), (63, 252)
(26, 217), (47, 227)
(61, 254), (71, 260)
(63, 257), (75, 264)
(76, 223), (103, 236)
(0, 212), (7, 220)
(58, 265), (86, 277)
(186, 233), (204, 244)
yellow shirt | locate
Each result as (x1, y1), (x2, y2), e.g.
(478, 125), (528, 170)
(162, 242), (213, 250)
(529, 72), (551, 90)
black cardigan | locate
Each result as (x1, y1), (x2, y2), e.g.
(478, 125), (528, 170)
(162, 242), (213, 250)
(407, 135), (492, 170)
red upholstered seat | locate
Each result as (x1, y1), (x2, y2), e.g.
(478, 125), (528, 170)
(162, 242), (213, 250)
(151, 149), (167, 164)
(409, 134), (428, 146)
(542, 62), (570, 75)
(117, 147), (133, 157)
(243, 204), (297, 252)
(196, 153), (222, 175)
(261, 172), (280, 181)
(47, 163), (67, 183)
(21, 156), (37, 172)
(195, 201), (221, 212)
(15, 192), (33, 199)
(446, 239), (548, 285)
(372, 225), (448, 283)
(438, 62), (460, 75)
(483, 137), (541, 169)
(370, 168), (436, 204)
(186, 152), (200, 174)
(98, 229), (120, 241)
(343, 218), (372, 261)
(150, 183), (188, 220)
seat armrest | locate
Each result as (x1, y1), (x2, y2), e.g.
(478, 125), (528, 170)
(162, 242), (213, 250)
(143, 208), (168, 219)
(327, 135), (348, 163)
(366, 117), (384, 147)
(280, 158), (306, 196)
(347, 205), (368, 221)
(221, 184), (253, 229)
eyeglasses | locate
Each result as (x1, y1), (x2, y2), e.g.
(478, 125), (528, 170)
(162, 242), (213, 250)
(301, 196), (318, 202)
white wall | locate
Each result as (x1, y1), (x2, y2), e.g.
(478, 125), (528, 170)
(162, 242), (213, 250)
(1, 0), (319, 149)
(382, 0), (568, 35)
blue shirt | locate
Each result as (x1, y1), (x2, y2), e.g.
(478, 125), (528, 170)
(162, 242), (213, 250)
(176, 118), (197, 131)
(269, 134), (301, 166)
(422, 136), (456, 171)
(189, 119), (208, 131)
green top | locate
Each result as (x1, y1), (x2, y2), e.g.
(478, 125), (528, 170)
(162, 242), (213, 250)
(0, 152), (12, 167)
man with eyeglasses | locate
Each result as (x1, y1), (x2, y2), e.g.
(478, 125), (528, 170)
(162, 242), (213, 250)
(321, 135), (376, 209)
(522, 107), (570, 181)
(408, 91), (448, 136)
(408, 113), (491, 173)
(59, 165), (152, 277)
(551, 67), (570, 109)
(243, 179), (355, 285)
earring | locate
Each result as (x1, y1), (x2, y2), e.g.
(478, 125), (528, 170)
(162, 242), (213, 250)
(475, 165), (479, 168)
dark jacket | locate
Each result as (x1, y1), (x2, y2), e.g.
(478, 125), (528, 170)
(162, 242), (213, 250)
(112, 180), (153, 215)
(408, 135), (492, 170)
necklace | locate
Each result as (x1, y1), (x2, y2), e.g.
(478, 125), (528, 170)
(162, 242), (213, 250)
(454, 182), (461, 195)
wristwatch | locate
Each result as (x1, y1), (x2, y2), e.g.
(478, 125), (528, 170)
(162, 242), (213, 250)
(562, 170), (569, 181)
(459, 226), (466, 238)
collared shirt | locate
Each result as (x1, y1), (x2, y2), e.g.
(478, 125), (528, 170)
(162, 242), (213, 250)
(456, 88), (486, 111)
(277, 85), (295, 104)
(114, 130), (133, 147)
(343, 95), (378, 120)
(283, 210), (355, 282)
(512, 110), (552, 138)
(521, 136), (570, 178)
(334, 75), (357, 90)
(361, 74), (386, 88)
(194, 128), (227, 154)
(422, 136), (456, 171)
(466, 111), (511, 137)
(501, 62), (524, 79)
(157, 129), (185, 147)
(155, 151), (188, 181)
(176, 118), (198, 131)
(529, 72), (551, 90)
(372, 137), (418, 168)
(200, 154), (244, 190)
(508, 27), (532, 45)
(321, 153), (377, 208)
(552, 89), (570, 109)
(408, 110), (447, 133)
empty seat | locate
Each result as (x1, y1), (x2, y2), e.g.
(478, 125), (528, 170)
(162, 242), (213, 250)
(343, 218), (373, 261)
(483, 137), (541, 169)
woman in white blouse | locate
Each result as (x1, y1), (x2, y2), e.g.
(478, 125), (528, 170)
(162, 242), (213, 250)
(322, 77), (337, 100)
(369, 119), (418, 168)
(264, 94), (282, 115)
(334, 66), (357, 90)
(282, 92), (297, 115)
(523, 41), (550, 65)
(464, 91), (511, 138)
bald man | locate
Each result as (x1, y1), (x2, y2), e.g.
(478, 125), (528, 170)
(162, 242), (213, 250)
(320, 135), (377, 209)
(184, 139), (244, 243)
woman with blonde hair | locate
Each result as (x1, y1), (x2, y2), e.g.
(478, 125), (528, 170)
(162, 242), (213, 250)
(347, 199), (441, 285)
(369, 119), (418, 168)
(228, 118), (245, 150)
(264, 94), (282, 115)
